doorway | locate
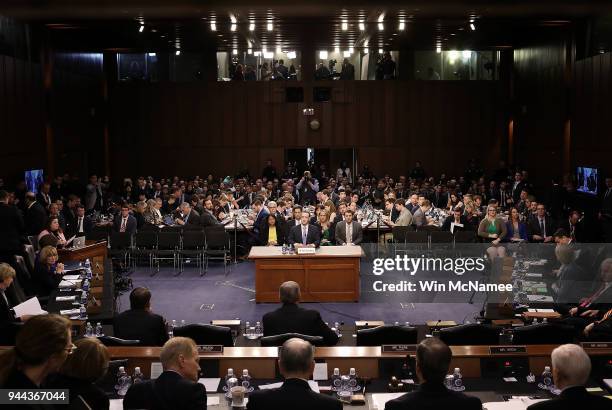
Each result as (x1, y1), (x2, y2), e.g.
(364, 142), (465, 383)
(284, 148), (356, 184)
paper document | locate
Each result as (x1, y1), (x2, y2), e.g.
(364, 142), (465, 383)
(450, 222), (463, 234)
(604, 379), (612, 390)
(527, 295), (553, 302)
(197, 378), (221, 392)
(313, 362), (328, 380)
(60, 308), (80, 316)
(207, 396), (220, 406)
(58, 280), (78, 289)
(55, 295), (76, 302)
(257, 381), (319, 393)
(527, 308), (555, 313)
(109, 399), (123, 410)
(150, 362), (163, 379)
(64, 235), (76, 246)
(371, 393), (406, 410)
(62, 275), (81, 281)
(13, 297), (47, 318)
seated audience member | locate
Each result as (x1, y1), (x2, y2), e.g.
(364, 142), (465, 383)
(113, 287), (168, 346)
(441, 208), (468, 233)
(259, 214), (286, 246)
(133, 201), (147, 230)
(38, 217), (67, 248)
(553, 244), (588, 304)
(385, 199), (413, 227)
(143, 198), (163, 226)
(478, 205), (507, 259)
(0, 263), (34, 328)
(123, 337), (206, 410)
(175, 202), (200, 227)
(385, 338), (481, 410)
(527, 344), (609, 410)
(558, 210), (587, 243)
(528, 204), (556, 243)
(266, 201), (287, 236)
(463, 203), (481, 231)
(47, 338), (110, 410)
(0, 314), (73, 391)
(32, 245), (64, 297)
(505, 207), (529, 242)
(112, 204), (137, 234)
(583, 308), (612, 340)
(287, 211), (321, 248)
(315, 209), (335, 246)
(247, 338), (342, 410)
(263, 281), (338, 346)
(335, 209), (363, 245)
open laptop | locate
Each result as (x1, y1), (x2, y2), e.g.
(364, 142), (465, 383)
(72, 236), (86, 248)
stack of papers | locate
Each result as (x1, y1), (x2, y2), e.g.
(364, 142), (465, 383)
(371, 393), (406, 410)
(55, 295), (77, 302)
(58, 280), (78, 289)
(483, 397), (547, 410)
(197, 378), (221, 392)
(13, 297), (47, 318)
(62, 274), (81, 281)
(257, 381), (320, 393)
(527, 295), (554, 302)
(60, 308), (80, 316)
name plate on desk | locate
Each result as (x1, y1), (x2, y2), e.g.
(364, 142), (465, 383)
(581, 342), (612, 350)
(382, 345), (417, 354)
(489, 346), (527, 355)
(197, 345), (224, 354)
(297, 247), (316, 255)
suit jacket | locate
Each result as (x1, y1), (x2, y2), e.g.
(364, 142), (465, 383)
(0, 203), (25, 252)
(511, 180), (527, 203)
(200, 211), (221, 227)
(181, 209), (200, 227)
(2, 369), (56, 410)
(0, 288), (16, 326)
(35, 192), (52, 209)
(113, 309), (169, 346)
(602, 187), (612, 215)
(395, 208), (413, 227)
(247, 378), (342, 410)
(334, 220), (363, 245)
(123, 370), (206, 410)
(112, 214), (138, 234)
(25, 202), (47, 236)
(259, 223), (287, 246)
(441, 215), (469, 232)
(412, 208), (426, 227)
(555, 262), (589, 304)
(505, 220), (529, 242)
(287, 224), (321, 247)
(263, 303), (339, 346)
(527, 215), (557, 241)
(252, 209), (270, 235)
(385, 381), (482, 410)
(527, 386), (610, 410)
(32, 261), (61, 297)
(47, 374), (109, 410)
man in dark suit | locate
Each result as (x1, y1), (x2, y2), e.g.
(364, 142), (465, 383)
(175, 202), (200, 228)
(250, 199), (269, 237)
(527, 204), (556, 243)
(0, 191), (25, 262)
(287, 211), (321, 248)
(113, 287), (168, 346)
(600, 177), (612, 242)
(112, 204), (138, 234)
(247, 338), (342, 410)
(527, 344), (609, 410)
(24, 192), (47, 236)
(558, 211), (587, 243)
(385, 338), (481, 410)
(123, 336), (206, 410)
(511, 172), (527, 204)
(263, 281), (338, 346)
(36, 183), (53, 210)
(200, 200), (221, 227)
(334, 209), (363, 245)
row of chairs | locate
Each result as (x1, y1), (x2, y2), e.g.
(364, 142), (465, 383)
(94, 322), (577, 348)
(104, 226), (231, 276)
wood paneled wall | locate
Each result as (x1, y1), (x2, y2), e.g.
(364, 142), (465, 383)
(108, 80), (506, 179)
(572, 52), (612, 175)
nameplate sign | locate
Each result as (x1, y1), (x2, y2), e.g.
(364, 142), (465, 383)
(382, 345), (417, 354)
(197, 345), (224, 354)
(489, 346), (527, 355)
(297, 247), (316, 255)
(581, 342), (612, 350)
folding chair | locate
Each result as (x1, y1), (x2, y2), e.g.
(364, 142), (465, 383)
(180, 230), (206, 275)
(204, 226), (231, 275)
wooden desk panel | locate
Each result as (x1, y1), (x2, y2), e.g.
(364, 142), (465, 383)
(249, 246), (362, 302)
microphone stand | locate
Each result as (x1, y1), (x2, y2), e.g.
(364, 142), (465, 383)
(233, 213), (238, 264)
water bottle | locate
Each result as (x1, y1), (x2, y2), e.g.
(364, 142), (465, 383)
(348, 368), (358, 389)
(82, 279), (90, 292)
(80, 291), (88, 305)
(334, 321), (341, 337)
(180, 319), (186, 328)
(255, 321), (263, 337)
(85, 322), (93, 337)
(225, 368), (235, 389)
(79, 304), (87, 320)
(85, 258), (91, 269)
(541, 366), (553, 388)
(132, 367), (144, 384)
(115, 366), (132, 397)
(95, 322), (102, 337)
(245, 321), (251, 338)
(452, 368), (463, 390)
(331, 368), (342, 390)
(282, 244), (287, 254)
(394, 321), (399, 326)
(241, 369), (251, 389)
(168, 320), (175, 338)
(404, 322), (411, 327)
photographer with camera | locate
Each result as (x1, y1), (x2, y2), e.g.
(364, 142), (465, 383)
(296, 171), (319, 206)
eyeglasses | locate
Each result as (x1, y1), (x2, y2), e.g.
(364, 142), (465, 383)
(65, 343), (77, 355)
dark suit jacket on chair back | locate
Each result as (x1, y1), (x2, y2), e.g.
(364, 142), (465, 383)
(262, 303), (338, 346)
(246, 378), (342, 410)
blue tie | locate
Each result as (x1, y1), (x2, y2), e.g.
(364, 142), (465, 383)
(302, 226), (307, 245)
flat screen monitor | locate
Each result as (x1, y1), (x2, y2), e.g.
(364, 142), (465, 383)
(576, 166), (598, 195)
(25, 169), (44, 194)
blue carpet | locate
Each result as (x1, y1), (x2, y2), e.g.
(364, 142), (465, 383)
(117, 260), (485, 326)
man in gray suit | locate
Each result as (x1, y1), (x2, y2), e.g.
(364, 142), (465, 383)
(412, 200), (430, 227)
(335, 209), (363, 245)
(384, 199), (413, 227)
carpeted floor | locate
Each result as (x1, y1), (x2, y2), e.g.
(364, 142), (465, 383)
(116, 260), (486, 326)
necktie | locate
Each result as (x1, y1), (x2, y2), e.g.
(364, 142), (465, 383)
(78, 217), (83, 233)
(302, 226), (307, 245)
(347, 223), (352, 244)
(120, 218), (127, 232)
(602, 308), (612, 321)
(540, 219), (545, 237)
(0, 289), (8, 308)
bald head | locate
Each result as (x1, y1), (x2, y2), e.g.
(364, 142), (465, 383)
(279, 338), (315, 378)
(279, 281), (300, 304)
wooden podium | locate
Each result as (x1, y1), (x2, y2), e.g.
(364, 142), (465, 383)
(248, 246), (362, 303)
(58, 241), (108, 263)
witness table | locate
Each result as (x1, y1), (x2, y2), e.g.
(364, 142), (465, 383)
(248, 246), (363, 303)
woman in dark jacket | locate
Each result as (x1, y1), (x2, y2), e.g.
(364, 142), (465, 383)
(32, 245), (63, 297)
(259, 214), (286, 246)
(504, 207), (528, 242)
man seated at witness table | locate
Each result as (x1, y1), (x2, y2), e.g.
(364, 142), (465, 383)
(174, 202), (200, 227)
(112, 203), (137, 234)
(259, 214), (286, 246)
(526, 344), (609, 410)
(123, 337), (206, 410)
(263, 281), (338, 346)
(385, 338), (481, 410)
(247, 338), (342, 410)
(113, 287), (169, 346)
(287, 211), (321, 248)
(335, 209), (363, 246)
